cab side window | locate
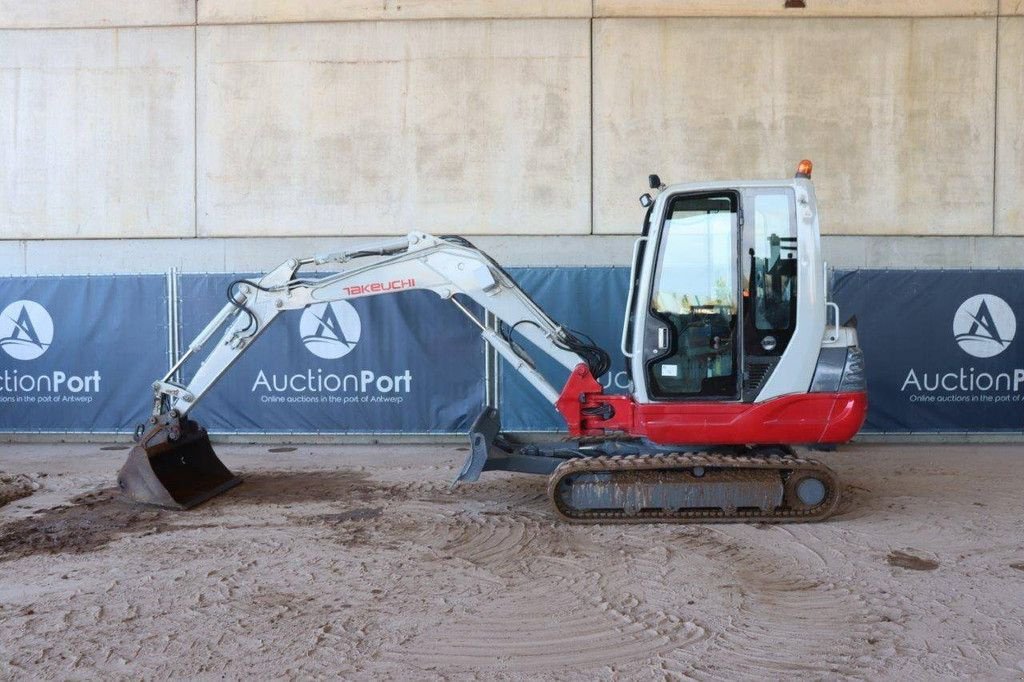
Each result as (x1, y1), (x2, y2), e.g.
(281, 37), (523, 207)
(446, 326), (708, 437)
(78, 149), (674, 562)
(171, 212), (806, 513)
(744, 191), (798, 354)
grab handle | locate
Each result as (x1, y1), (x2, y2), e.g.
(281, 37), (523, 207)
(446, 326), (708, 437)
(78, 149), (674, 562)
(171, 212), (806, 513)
(621, 237), (647, 358)
(826, 302), (840, 343)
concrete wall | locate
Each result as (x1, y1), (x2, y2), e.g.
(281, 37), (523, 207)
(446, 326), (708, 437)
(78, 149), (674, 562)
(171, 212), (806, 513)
(197, 19), (590, 236)
(2, 1), (1024, 272)
(997, 16), (1024, 234)
(0, 28), (195, 239)
(594, 16), (997, 236)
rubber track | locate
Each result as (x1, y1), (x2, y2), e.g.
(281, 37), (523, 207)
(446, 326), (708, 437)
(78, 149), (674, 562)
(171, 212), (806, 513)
(546, 452), (840, 524)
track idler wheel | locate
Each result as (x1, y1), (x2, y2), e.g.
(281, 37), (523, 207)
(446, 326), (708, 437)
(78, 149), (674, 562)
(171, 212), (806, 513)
(783, 471), (832, 511)
(117, 413), (240, 509)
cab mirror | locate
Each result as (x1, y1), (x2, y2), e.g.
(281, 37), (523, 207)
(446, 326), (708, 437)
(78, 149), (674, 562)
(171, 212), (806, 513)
(648, 174), (661, 189)
(639, 193), (653, 207)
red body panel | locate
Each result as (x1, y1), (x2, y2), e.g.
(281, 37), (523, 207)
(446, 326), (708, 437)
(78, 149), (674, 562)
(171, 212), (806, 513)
(555, 364), (867, 446)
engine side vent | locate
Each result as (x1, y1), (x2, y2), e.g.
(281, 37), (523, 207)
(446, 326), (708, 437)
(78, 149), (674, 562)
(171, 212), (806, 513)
(743, 357), (779, 402)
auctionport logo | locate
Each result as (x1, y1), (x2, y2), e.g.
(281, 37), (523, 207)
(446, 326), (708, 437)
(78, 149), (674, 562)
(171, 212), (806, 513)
(300, 302), (361, 360)
(953, 294), (1015, 359)
(0, 300), (53, 361)
(253, 300), (410, 403)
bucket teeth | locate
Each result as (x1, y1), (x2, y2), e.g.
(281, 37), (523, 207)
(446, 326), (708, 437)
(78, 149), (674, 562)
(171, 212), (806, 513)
(117, 415), (240, 509)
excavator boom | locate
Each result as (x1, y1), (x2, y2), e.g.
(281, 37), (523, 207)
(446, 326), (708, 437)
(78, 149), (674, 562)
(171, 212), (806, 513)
(120, 232), (612, 508)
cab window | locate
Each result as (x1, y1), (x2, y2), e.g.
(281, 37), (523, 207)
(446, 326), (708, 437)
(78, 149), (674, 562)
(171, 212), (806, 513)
(648, 194), (738, 398)
(744, 191), (797, 348)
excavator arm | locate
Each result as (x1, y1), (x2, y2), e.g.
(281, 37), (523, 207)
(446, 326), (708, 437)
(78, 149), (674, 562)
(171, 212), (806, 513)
(151, 231), (607, 418)
(119, 232), (616, 509)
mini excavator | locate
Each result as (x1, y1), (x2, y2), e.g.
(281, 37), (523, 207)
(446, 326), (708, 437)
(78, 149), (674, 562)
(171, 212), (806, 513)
(119, 161), (866, 522)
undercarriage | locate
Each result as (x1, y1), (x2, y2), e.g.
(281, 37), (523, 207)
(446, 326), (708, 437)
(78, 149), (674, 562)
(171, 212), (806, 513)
(456, 408), (840, 523)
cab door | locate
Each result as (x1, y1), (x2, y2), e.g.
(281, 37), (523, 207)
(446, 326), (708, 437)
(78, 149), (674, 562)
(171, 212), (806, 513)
(641, 191), (741, 401)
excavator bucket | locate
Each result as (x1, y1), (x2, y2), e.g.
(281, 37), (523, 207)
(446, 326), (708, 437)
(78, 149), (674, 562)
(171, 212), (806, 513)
(117, 414), (240, 509)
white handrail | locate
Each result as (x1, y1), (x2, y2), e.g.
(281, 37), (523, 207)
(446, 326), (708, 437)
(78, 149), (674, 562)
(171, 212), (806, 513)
(826, 302), (841, 343)
(621, 237), (647, 358)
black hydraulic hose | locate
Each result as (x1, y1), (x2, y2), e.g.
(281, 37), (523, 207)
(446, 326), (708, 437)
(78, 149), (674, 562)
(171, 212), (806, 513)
(505, 319), (611, 380)
(443, 235), (613, 378)
(226, 278), (277, 336)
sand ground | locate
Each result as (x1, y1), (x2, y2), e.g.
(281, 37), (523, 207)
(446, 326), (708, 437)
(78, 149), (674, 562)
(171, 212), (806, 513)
(1, 442), (1023, 680)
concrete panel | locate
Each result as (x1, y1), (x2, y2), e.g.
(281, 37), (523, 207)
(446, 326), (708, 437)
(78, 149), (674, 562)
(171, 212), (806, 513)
(996, 18), (1024, 234)
(0, 241), (26, 275)
(222, 235), (635, 270)
(863, 237), (976, 268)
(0, 0), (194, 28)
(197, 20), (590, 237)
(0, 28), (195, 239)
(973, 235), (1024, 265)
(593, 18), (996, 235)
(1001, 1), (1024, 15)
(15, 234), (1024, 275)
(15, 235), (634, 274)
(596, 1), (997, 18)
(22, 239), (226, 275)
(821, 236), (869, 269)
(199, 0), (590, 24)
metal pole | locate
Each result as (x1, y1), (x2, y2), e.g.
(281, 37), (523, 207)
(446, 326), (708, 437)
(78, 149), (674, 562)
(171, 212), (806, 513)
(165, 269), (176, 376)
(171, 267), (182, 382)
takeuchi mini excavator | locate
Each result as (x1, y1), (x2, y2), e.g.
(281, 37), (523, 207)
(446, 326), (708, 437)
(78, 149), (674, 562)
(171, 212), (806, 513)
(119, 161), (867, 523)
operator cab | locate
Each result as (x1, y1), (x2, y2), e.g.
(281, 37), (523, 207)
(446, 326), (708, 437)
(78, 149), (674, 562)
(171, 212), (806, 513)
(624, 161), (845, 407)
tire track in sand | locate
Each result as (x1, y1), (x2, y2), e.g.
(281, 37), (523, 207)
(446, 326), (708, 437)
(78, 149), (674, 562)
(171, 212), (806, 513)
(650, 527), (893, 679)
(380, 476), (882, 676)
(384, 508), (700, 673)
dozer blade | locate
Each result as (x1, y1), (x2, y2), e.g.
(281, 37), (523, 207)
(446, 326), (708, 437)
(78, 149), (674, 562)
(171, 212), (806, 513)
(118, 414), (240, 509)
(454, 407), (503, 484)
(453, 407), (563, 485)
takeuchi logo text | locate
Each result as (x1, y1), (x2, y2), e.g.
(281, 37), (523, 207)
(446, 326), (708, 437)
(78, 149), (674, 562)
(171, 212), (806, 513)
(343, 278), (416, 297)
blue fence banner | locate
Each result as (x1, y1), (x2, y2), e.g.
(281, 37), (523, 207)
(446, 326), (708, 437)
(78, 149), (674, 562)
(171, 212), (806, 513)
(4, 268), (1022, 436)
(499, 267), (631, 431)
(834, 269), (1024, 432)
(0, 275), (168, 432)
(178, 274), (485, 433)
